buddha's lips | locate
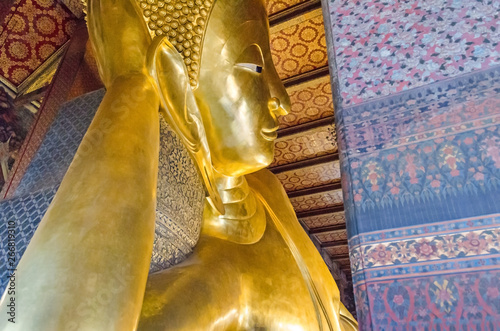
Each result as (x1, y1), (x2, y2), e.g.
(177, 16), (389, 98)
(261, 126), (279, 141)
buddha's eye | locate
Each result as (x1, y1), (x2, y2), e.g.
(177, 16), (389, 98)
(235, 63), (263, 73)
(235, 44), (264, 74)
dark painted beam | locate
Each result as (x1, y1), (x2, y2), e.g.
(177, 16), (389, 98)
(309, 223), (346, 234)
(282, 66), (330, 88)
(328, 253), (350, 260)
(269, 153), (339, 174)
(277, 116), (334, 138)
(321, 239), (349, 248)
(296, 205), (344, 219)
(269, 0), (321, 27)
(287, 181), (341, 198)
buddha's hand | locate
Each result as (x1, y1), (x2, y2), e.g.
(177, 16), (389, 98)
(86, 0), (153, 87)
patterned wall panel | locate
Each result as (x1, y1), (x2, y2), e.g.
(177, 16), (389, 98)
(290, 189), (343, 212)
(0, 187), (57, 294)
(341, 67), (500, 234)
(0, 0), (78, 86)
(14, 90), (104, 195)
(323, 0), (500, 327)
(300, 211), (346, 230)
(280, 75), (334, 129)
(329, 0), (500, 106)
(271, 124), (337, 167)
(265, 0), (307, 15)
(276, 159), (340, 192)
(350, 215), (500, 329)
(314, 229), (347, 243)
(270, 9), (328, 80)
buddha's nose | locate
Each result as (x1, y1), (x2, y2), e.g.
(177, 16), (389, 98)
(268, 83), (290, 116)
(266, 58), (291, 116)
(268, 97), (288, 116)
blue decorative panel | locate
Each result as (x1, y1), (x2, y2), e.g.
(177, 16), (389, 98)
(14, 90), (105, 197)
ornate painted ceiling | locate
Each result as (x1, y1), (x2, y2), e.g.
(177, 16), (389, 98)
(266, 0), (350, 273)
(0, 0), (355, 312)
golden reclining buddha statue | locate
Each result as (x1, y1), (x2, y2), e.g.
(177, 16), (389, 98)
(0, 0), (358, 329)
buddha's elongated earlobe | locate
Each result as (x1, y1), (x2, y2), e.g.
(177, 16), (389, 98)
(146, 36), (225, 214)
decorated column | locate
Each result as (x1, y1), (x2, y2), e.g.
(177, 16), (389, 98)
(322, 0), (500, 329)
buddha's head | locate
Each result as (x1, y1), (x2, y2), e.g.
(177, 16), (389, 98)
(144, 0), (290, 178)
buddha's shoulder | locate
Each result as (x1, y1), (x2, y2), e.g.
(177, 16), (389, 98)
(246, 169), (285, 194)
(245, 169), (297, 224)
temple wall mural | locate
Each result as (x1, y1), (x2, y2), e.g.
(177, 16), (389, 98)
(323, 0), (500, 329)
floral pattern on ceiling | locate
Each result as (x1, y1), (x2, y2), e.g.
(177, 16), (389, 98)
(281, 75), (334, 129)
(271, 124), (337, 167)
(289, 189), (344, 212)
(276, 159), (340, 192)
(270, 9), (328, 80)
(330, 0), (500, 106)
(300, 211), (346, 230)
(0, 0), (78, 86)
(314, 229), (347, 243)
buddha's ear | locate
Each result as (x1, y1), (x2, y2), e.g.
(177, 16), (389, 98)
(147, 36), (224, 214)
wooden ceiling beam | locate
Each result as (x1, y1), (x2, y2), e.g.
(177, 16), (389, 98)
(277, 116), (334, 138)
(328, 253), (350, 261)
(269, 153), (339, 174)
(296, 205), (344, 219)
(283, 66), (330, 88)
(287, 181), (341, 198)
(321, 239), (349, 248)
(269, 0), (322, 27)
(309, 223), (346, 234)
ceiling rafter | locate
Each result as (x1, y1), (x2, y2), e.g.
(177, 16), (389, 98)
(283, 66), (330, 88)
(268, 0), (322, 27)
(296, 205), (344, 219)
(309, 223), (346, 234)
(278, 116), (334, 138)
(287, 181), (341, 198)
(321, 239), (348, 248)
(269, 153), (339, 174)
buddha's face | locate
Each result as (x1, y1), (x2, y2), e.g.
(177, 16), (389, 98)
(194, 0), (290, 177)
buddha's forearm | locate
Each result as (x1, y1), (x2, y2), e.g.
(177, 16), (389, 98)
(87, 0), (152, 87)
(0, 74), (160, 331)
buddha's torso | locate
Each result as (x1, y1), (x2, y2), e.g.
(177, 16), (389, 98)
(138, 171), (338, 331)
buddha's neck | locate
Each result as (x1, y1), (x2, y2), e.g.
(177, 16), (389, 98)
(202, 172), (266, 244)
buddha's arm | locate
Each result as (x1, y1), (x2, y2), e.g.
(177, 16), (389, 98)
(0, 1), (160, 330)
